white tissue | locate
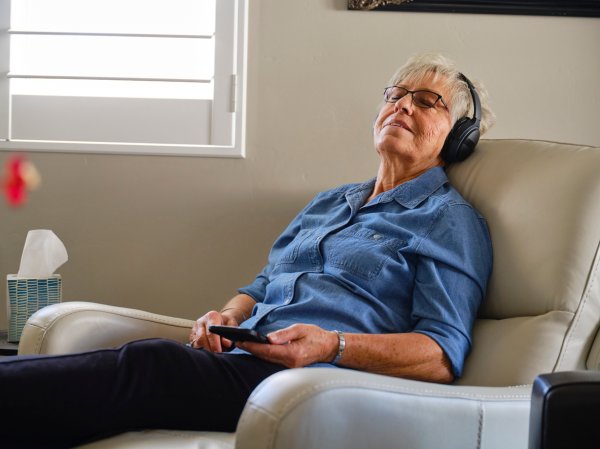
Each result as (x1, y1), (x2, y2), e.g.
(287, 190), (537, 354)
(17, 230), (68, 278)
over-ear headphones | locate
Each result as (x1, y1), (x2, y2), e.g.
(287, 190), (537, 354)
(441, 73), (481, 163)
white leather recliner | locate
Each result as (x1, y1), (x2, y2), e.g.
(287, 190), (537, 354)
(18, 139), (600, 449)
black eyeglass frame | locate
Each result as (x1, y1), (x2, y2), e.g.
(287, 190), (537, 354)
(383, 86), (448, 110)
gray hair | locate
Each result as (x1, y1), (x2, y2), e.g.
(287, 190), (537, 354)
(385, 53), (495, 135)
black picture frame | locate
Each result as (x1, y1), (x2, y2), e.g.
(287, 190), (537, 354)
(347, 1), (600, 17)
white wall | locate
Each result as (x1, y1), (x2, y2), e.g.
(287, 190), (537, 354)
(1, 1), (599, 327)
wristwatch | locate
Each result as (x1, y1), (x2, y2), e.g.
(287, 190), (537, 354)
(332, 330), (346, 364)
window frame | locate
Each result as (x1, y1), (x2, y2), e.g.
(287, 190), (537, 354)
(0, 0), (248, 158)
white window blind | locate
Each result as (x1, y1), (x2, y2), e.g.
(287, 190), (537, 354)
(0, 0), (247, 157)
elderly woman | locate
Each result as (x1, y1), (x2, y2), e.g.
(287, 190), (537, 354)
(1, 53), (494, 447)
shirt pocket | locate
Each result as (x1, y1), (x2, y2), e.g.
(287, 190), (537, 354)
(325, 227), (405, 280)
(274, 229), (313, 266)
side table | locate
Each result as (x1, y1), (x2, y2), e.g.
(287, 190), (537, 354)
(0, 329), (19, 356)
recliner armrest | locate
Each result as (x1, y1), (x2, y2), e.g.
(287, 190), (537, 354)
(237, 367), (532, 449)
(19, 301), (194, 355)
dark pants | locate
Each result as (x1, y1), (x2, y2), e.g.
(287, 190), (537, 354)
(0, 338), (286, 448)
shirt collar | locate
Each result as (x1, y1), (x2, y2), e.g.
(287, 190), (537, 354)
(348, 166), (448, 210)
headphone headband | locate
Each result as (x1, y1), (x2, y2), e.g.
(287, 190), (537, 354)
(459, 73), (481, 127)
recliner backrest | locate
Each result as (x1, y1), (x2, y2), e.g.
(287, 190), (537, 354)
(447, 139), (600, 386)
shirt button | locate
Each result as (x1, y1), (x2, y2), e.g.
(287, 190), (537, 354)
(372, 233), (383, 240)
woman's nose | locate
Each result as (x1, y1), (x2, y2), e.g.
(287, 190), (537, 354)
(394, 93), (414, 114)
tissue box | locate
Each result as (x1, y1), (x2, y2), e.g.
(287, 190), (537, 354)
(6, 274), (62, 342)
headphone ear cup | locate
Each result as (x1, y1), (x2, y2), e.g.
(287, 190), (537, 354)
(442, 118), (480, 163)
(442, 73), (482, 164)
(455, 124), (480, 162)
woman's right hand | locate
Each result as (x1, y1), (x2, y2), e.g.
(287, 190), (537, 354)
(189, 294), (256, 352)
(189, 309), (240, 352)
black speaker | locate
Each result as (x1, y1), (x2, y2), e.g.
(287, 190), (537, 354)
(441, 73), (481, 163)
(529, 371), (600, 449)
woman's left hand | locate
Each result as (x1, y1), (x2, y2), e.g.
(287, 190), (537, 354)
(237, 324), (338, 368)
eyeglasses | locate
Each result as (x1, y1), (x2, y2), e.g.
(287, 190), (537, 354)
(383, 86), (448, 110)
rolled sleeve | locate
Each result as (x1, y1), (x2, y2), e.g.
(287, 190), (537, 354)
(238, 274), (269, 303)
(411, 202), (492, 378)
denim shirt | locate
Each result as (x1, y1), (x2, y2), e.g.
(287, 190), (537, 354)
(238, 167), (492, 377)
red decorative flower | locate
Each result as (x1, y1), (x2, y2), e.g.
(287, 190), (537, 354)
(3, 155), (41, 207)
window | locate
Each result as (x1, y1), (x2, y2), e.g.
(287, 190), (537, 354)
(0, 0), (247, 157)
